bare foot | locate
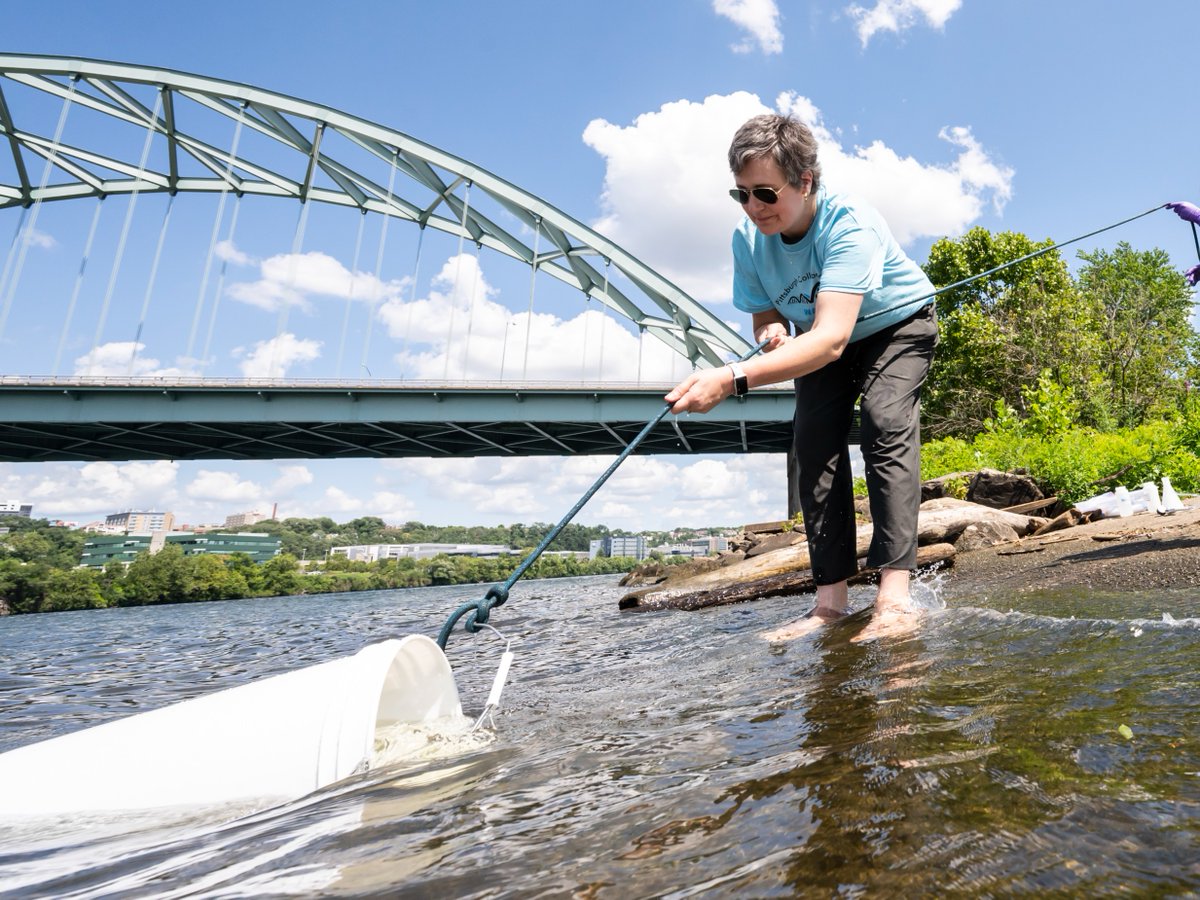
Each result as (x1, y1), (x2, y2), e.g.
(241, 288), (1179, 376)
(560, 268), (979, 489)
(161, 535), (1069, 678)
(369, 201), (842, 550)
(760, 608), (846, 642)
(850, 602), (924, 643)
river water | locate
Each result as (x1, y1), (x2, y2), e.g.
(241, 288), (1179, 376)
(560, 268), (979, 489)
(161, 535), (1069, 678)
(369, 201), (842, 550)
(1, 575), (1198, 897)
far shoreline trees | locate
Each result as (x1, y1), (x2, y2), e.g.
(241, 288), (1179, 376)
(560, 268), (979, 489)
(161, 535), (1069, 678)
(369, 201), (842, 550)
(0, 517), (712, 615)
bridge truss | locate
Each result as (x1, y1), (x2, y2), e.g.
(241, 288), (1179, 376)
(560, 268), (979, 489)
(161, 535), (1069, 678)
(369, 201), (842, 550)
(0, 53), (752, 370)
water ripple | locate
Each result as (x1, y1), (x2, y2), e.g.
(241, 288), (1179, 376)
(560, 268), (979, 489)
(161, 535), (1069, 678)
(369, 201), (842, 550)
(1, 576), (1197, 896)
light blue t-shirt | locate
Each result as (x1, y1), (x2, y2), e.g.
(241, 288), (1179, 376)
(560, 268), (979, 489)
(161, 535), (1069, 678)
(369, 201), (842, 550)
(731, 185), (934, 342)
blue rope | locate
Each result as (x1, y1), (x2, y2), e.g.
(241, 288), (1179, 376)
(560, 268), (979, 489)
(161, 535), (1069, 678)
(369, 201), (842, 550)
(437, 339), (770, 649)
(436, 201), (1179, 650)
(859, 202), (1169, 324)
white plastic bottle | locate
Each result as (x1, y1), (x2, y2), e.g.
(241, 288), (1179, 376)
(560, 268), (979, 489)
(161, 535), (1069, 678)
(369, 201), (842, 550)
(1160, 476), (1186, 513)
(1114, 485), (1133, 517)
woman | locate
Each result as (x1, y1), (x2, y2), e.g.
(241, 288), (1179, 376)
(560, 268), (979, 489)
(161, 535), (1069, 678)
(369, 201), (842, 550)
(666, 113), (938, 642)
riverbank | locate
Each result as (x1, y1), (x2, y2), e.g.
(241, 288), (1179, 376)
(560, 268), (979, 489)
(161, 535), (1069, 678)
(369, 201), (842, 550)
(941, 499), (1200, 599)
(620, 496), (1200, 612)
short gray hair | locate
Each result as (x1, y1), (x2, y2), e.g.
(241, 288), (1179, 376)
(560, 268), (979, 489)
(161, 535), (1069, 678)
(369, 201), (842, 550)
(728, 114), (821, 191)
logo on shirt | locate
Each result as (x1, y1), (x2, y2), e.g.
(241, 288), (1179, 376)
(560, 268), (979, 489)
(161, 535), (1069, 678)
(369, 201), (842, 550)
(779, 278), (820, 307)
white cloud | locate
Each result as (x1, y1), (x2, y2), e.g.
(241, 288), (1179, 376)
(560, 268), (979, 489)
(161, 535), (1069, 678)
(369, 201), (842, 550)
(369, 490), (418, 522)
(378, 253), (696, 382)
(229, 250), (409, 313)
(713, 0), (784, 54)
(0, 460), (180, 519)
(583, 92), (761, 304)
(73, 341), (201, 378)
(388, 453), (790, 532)
(847, 0), (962, 46)
(23, 227), (56, 250)
(272, 465), (314, 494)
(679, 458), (749, 500)
(214, 239), (253, 266)
(584, 90), (1013, 302)
(233, 332), (322, 378)
(321, 485), (363, 513)
(185, 469), (264, 504)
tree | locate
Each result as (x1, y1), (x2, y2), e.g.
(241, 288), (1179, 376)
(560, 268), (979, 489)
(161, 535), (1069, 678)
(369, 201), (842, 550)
(186, 554), (251, 602)
(122, 544), (192, 605)
(922, 227), (1097, 437)
(1075, 243), (1197, 427)
(256, 553), (303, 596)
(41, 568), (106, 612)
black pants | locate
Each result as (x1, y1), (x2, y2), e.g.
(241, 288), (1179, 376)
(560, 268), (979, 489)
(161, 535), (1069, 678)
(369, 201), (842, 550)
(792, 302), (938, 586)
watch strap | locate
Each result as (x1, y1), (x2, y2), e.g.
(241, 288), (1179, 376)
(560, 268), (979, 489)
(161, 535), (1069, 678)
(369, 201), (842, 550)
(728, 362), (749, 397)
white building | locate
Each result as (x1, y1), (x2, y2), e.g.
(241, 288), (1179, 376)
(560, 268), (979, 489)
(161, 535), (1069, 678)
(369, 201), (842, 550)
(330, 543), (511, 562)
(0, 502), (32, 518)
(105, 510), (175, 533)
(588, 535), (647, 560)
(225, 510), (268, 528)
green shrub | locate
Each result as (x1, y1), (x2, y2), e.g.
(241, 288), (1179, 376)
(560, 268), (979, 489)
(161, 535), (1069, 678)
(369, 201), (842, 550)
(921, 417), (1200, 503)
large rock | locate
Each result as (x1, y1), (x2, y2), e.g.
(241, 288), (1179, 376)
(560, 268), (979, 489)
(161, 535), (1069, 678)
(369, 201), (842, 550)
(953, 520), (1020, 552)
(966, 468), (1043, 509)
(745, 530), (806, 559)
(917, 497), (1047, 544)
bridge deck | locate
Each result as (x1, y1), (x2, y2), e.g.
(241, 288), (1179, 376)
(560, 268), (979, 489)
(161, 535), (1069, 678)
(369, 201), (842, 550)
(0, 380), (861, 462)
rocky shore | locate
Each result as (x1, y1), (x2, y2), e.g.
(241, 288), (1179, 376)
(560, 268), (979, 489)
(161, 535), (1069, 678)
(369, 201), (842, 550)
(940, 500), (1200, 598)
(620, 469), (1200, 611)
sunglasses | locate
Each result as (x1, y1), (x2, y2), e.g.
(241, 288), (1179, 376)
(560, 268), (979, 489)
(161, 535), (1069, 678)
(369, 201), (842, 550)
(729, 185), (786, 205)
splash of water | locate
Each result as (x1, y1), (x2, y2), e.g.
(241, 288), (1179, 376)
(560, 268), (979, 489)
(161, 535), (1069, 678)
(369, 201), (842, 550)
(372, 716), (491, 769)
(909, 564), (949, 612)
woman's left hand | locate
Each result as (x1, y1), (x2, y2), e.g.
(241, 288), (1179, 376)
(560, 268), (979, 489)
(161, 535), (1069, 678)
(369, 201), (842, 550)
(665, 367), (732, 414)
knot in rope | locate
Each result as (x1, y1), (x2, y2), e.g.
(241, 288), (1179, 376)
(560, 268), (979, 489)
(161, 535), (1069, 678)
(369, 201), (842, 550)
(437, 583), (509, 649)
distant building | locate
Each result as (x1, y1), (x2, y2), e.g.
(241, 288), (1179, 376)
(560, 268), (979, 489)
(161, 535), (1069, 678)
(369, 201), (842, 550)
(650, 536), (730, 559)
(0, 502), (33, 518)
(224, 510), (268, 528)
(690, 536), (729, 555)
(330, 543), (511, 563)
(80, 532), (281, 568)
(167, 532), (281, 564)
(80, 534), (155, 567)
(589, 535), (647, 560)
(105, 510), (175, 533)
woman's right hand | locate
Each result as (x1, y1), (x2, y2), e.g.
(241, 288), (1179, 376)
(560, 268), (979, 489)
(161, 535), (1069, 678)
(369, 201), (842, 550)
(755, 321), (791, 351)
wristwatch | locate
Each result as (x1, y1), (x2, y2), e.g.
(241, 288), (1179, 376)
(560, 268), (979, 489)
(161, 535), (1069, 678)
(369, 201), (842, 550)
(728, 362), (749, 397)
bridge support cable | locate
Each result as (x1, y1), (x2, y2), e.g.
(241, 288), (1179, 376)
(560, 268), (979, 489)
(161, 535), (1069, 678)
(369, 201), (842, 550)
(596, 260), (612, 381)
(54, 198), (103, 375)
(129, 192), (175, 376)
(0, 206), (28, 320)
(269, 185), (314, 378)
(443, 181), (472, 381)
(0, 78), (77, 349)
(335, 211), (367, 377)
(86, 89), (162, 375)
(361, 150), (399, 378)
(201, 194), (243, 369)
(461, 236), (484, 380)
(399, 224), (426, 379)
(520, 218), (541, 381)
(186, 102), (246, 365)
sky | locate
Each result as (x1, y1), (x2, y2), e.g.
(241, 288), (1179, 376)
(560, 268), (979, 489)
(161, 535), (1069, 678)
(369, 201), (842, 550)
(1, 0), (1198, 533)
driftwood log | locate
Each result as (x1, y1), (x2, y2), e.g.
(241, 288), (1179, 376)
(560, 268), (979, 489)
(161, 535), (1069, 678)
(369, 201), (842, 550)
(618, 498), (1046, 613)
(619, 543), (956, 612)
